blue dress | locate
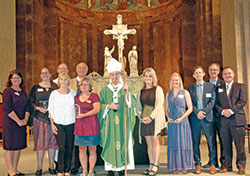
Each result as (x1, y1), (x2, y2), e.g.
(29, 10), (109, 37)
(167, 90), (194, 171)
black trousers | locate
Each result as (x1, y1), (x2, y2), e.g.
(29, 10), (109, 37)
(55, 123), (74, 173)
(71, 142), (81, 170)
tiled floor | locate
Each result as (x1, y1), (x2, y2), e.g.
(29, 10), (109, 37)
(0, 137), (250, 176)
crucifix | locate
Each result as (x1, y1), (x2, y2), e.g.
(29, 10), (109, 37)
(104, 14), (136, 64)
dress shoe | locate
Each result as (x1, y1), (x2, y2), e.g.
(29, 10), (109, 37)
(70, 168), (79, 175)
(210, 166), (217, 174)
(106, 171), (115, 176)
(219, 167), (233, 172)
(48, 168), (57, 175)
(118, 170), (125, 176)
(202, 163), (210, 168)
(238, 168), (245, 175)
(195, 165), (201, 174)
(35, 170), (42, 176)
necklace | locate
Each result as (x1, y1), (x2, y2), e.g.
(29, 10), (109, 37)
(79, 93), (90, 102)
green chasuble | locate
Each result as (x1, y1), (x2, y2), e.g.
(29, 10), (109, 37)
(98, 85), (136, 168)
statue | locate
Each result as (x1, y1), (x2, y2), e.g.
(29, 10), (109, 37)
(103, 46), (115, 77)
(104, 14), (136, 65)
(128, 46), (138, 77)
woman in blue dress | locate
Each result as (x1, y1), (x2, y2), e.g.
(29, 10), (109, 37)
(165, 72), (194, 174)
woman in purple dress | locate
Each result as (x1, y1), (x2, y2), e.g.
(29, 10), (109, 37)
(165, 72), (194, 174)
(2, 70), (30, 176)
(74, 78), (100, 176)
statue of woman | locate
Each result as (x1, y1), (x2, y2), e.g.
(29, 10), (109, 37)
(128, 46), (139, 77)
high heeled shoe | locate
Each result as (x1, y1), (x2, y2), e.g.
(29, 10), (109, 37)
(144, 163), (154, 175)
(148, 164), (159, 176)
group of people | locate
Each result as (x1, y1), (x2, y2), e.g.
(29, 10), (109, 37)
(1, 60), (247, 176)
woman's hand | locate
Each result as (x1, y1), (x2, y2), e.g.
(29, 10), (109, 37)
(76, 113), (85, 119)
(37, 107), (47, 113)
(168, 118), (174, 123)
(142, 116), (152, 124)
(16, 119), (25, 126)
(174, 118), (183, 124)
(51, 123), (58, 135)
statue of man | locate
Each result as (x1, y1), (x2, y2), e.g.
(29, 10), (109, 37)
(104, 15), (136, 63)
(128, 46), (138, 76)
(103, 46), (115, 77)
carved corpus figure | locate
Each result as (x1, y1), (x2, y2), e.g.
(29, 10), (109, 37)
(103, 46), (115, 77)
(128, 45), (138, 77)
(104, 14), (136, 65)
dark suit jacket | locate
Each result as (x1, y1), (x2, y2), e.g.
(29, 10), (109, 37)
(188, 82), (216, 123)
(215, 81), (247, 126)
(213, 78), (224, 124)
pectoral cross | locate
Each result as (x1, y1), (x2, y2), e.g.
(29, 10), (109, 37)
(104, 14), (136, 64)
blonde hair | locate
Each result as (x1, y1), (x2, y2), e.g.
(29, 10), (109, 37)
(78, 77), (93, 92)
(169, 72), (184, 90)
(57, 72), (70, 87)
(143, 67), (158, 87)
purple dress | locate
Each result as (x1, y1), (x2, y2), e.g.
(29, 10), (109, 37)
(167, 90), (194, 171)
(2, 87), (29, 150)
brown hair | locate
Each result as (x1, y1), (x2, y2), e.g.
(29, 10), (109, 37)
(6, 70), (24, 88)
(78, 77), (93, 92)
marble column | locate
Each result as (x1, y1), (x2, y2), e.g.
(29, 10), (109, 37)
(0, 0), (16, 93)
(220, 0), (250, 123)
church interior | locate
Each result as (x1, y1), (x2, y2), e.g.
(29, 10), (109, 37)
(0, 0), (250, 175)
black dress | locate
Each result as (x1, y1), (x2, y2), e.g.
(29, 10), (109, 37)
(140, 87), (156, 136)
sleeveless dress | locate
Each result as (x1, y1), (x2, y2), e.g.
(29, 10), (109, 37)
(167, 90), (194, 171)
(140, 87), (156, 136)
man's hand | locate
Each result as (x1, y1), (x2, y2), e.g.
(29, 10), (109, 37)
(197, 111), (206, 120)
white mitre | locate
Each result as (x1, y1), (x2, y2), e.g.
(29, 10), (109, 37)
(107, 58), (122, 73)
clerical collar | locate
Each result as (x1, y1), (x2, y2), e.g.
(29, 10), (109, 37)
(111, 83), (120, 88)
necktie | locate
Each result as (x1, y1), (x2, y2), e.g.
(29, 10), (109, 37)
(226, 84), (231, 97)
(197, 84), (203, 110)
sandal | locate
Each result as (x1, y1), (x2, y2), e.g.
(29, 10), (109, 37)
(88, 170), (96, 176)
(144, 163), (154, 175)
(80, 170), (88, 176)
(148, 164), (159, 176)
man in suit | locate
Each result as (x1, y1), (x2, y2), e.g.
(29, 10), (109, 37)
(53, 63), (69, 85)
(69, 62), (89, 95)
(203, 63), (225, 169)
(215, 67), (247, 174)
(188, 66), (217, 174)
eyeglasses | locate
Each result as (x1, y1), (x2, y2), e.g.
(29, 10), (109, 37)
(209, 69), (218, 71)
(41, 72), (50, 75)
(11, 77), (21, 80)
(79, 83), (89, 86)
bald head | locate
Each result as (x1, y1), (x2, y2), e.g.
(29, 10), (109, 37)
(57, 63), (68, 74)
(76, 62), (88, 78)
